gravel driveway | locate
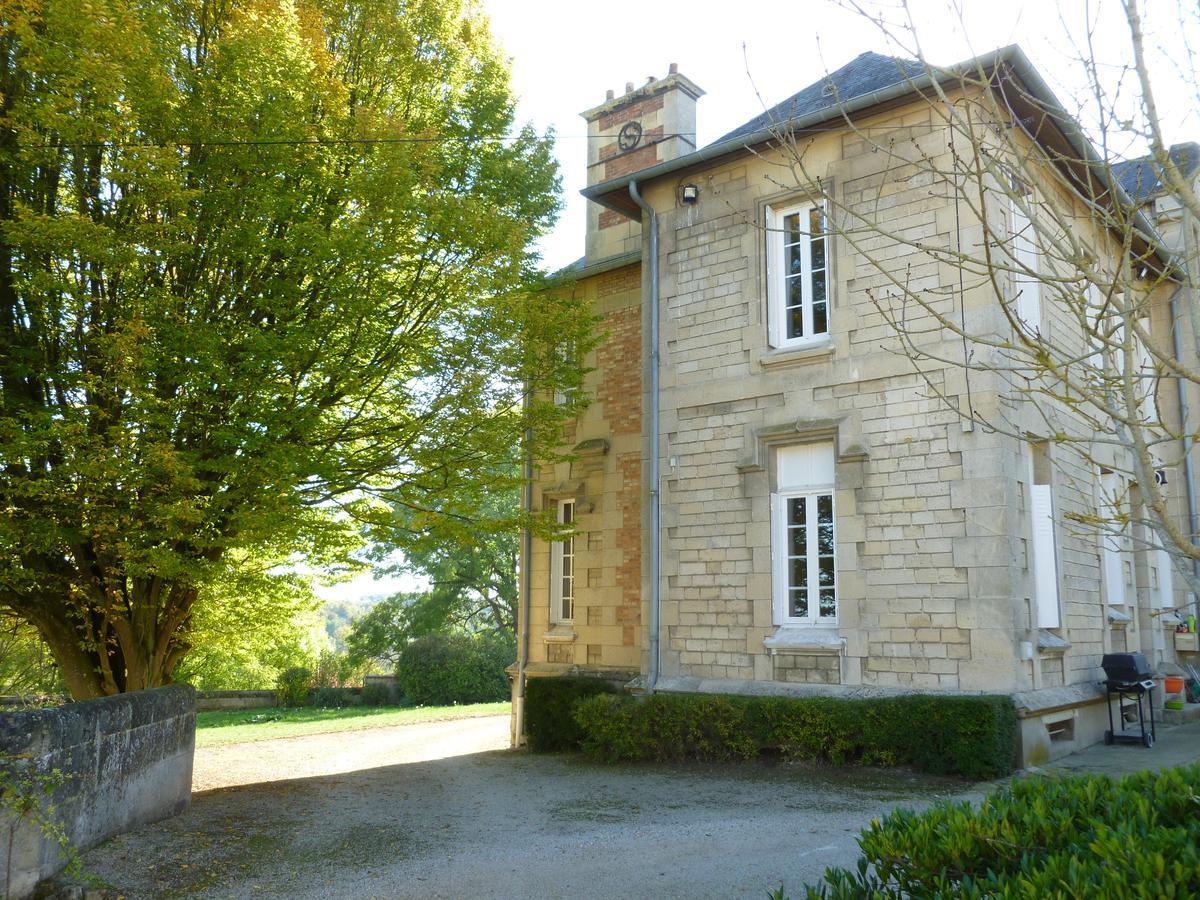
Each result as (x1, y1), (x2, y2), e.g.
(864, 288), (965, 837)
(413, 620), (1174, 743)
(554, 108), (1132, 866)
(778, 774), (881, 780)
(80, 715), (969, 898)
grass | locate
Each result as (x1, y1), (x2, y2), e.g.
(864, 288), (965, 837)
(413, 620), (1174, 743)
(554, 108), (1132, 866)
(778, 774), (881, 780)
(195, 702), (509, 746)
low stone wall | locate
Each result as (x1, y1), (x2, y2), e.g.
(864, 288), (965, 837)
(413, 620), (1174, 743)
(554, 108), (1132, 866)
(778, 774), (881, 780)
(196, 689), (276, 711)
(0, 684), (195, 898)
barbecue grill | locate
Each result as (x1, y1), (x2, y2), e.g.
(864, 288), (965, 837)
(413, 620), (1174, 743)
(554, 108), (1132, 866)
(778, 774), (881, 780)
(1101, 652), (1156, 748)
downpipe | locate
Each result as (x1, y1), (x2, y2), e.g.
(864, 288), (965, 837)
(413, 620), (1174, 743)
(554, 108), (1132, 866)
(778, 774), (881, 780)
(629, 180), (661, 694)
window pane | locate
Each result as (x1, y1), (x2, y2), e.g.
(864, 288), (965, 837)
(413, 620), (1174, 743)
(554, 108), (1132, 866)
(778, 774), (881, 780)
(562, 502), (573, 525)
(819, 554), (834, 587)
(789, 525), (805, 556)
(812, 301), (827, 336)
(785, 212), (801, 245)
(811, 271), (826, 306)
(817, 495), (832, 522)
(790, 558), (808, 591)
(810, 208), (826, 270)
(788, 306), (803, 340)
(817, 522), (833, 555)
(790, 589), (808, 618)
(789, 497), (806, 526)
(818, 589), (836, 618)
(788, 241), (804, 275)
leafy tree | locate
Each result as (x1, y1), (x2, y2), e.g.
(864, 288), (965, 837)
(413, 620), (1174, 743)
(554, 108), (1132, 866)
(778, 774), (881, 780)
(0, 614), (61, 697)
(345, 456), (525, 666)
(0, 0), (589, 698)
(172, 562), (327, 690)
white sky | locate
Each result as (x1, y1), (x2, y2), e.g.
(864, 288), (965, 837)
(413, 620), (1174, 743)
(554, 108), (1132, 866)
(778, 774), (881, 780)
(485, 0), (1197, 271)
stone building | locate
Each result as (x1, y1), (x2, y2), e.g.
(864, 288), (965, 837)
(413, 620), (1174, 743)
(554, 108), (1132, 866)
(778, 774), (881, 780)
(511, 45), (1200, 764)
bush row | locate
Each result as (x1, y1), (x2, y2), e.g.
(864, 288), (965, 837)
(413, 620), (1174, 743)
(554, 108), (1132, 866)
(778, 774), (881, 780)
(273, 632), (516, 709)
(803, 762), (1200, 897)
(527, 682), (1017, 779)
(524, 676), (620, 751)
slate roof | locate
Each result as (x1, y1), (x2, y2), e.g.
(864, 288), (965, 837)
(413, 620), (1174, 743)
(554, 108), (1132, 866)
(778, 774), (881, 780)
(712, 51), (928, 146)
(1111, 142), (1200, 203)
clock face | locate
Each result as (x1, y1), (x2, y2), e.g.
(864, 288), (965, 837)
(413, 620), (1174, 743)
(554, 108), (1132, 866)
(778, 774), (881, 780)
(617, 121), (643, 151)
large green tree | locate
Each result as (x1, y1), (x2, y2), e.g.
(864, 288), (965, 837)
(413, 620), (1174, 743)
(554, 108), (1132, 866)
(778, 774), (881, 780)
(0, 0), (588, 698)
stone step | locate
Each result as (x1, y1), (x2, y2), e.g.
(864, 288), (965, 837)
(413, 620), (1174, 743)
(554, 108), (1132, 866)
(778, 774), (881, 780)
(1160, 701), (1200, 726)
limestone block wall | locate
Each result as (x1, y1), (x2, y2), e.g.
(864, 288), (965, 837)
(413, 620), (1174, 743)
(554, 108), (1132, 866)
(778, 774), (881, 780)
(636, 96), (1169, 702)
(0, 684), (195, 898)
(527, 261), (643, 677)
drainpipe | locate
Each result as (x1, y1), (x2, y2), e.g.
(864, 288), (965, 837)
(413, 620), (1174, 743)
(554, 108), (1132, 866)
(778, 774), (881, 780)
(1174, 204), (1200, 599)
(629, 180), (661, 694)
(513, 418), (534, 745)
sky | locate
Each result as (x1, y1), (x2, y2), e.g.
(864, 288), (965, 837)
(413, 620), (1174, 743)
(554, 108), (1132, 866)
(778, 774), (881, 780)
(485, 0), (1197, 271)
(317, 0), (1194, 605)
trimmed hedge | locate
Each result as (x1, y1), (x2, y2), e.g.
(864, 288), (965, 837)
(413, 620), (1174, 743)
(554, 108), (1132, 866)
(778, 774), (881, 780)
(524, 676), (619, 752)
(571, 691), (1017, 778)
(803, 762), (1200, 898)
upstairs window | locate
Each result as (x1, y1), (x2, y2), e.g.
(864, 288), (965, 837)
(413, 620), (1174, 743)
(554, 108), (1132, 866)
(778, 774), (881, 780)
(550, 499), (575, 623)
(767, 201), (830, 348)
(771, 442), (837, 626)
(1007, 181), (1042, 332)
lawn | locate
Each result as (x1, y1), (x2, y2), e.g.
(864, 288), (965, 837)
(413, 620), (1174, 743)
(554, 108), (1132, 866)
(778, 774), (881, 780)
(195, 702), (510, 746)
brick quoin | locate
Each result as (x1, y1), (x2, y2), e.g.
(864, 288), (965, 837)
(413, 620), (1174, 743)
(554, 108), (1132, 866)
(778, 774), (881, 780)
(596, 93), (664, 132)
(597, 208), (630, 230)
(594, 288), (643, 647)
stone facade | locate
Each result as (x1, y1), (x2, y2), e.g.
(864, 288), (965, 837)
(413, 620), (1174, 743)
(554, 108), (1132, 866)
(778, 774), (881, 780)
(517, 53), (1199, 765)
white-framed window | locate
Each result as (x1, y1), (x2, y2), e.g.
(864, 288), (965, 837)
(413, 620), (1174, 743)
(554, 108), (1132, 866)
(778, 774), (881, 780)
(770, 442), (837, 625)
(767, 200), (830, 348)
(549, 499), (575, 623)
(1008, 183), (1042, 332)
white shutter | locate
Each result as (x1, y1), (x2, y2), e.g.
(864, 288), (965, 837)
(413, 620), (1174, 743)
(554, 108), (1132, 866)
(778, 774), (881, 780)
(1010, 199), (1041, 331)
(1099, 472), (1129, 606)
(769, 492), (783, 621)
(777, 442), (835, 492)
(1157, 547), (1174, 611)
(1030, 484), (1061, 628)
(1135, 318), (1155, 423)
(766, 209), (781, 348)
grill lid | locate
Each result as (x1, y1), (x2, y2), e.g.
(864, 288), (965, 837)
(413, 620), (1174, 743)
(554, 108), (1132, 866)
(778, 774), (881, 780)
(1101, 652), (1154, 683)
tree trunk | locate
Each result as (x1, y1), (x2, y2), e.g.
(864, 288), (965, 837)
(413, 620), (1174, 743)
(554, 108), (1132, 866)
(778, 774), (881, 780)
(24, 579), (197, 701)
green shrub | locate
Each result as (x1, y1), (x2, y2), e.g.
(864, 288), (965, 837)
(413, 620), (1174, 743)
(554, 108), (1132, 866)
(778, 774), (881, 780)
(311, 686), (361, 708)
(275, 666), (312, 708)
(524, 676), (620, 752)
(570, 691), (1016, 778)
(803, 763), (1200, 898)
(395, 632), (515, 706)
(360, 681), (398, 707)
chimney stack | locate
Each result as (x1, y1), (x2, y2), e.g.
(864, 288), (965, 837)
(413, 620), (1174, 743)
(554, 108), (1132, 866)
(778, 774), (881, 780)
(580, 65), (705, 261)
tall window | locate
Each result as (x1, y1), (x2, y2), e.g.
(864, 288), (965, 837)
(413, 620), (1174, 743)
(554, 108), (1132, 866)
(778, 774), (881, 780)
(768, 201), (829, 348)
(1008, 185), (1042, 332)
(771, 442), (837, 625)
(550, 499), (575, 622)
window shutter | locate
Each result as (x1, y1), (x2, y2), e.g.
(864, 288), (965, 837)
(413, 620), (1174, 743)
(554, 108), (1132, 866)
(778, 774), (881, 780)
(769, 492), (782, 621)
(766, 212), (780, 348)
(1157, 547), (1174, 610)
(1030, 484), (1061, 628)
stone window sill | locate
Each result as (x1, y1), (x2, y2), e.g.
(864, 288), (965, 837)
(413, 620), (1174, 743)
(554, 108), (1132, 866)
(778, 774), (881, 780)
(543, 625), (577, 643)
(1037, 629), (1070, 653)
(763, 626), (844, 654)
(758, 339), (835, 371)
